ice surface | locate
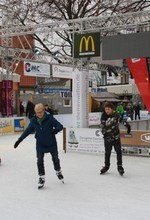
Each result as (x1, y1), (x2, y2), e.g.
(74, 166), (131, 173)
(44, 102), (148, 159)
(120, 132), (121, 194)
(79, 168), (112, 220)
(0, 133), (150, 220)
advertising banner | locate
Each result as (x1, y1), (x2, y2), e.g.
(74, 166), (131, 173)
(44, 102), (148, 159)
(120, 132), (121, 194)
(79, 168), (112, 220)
(52, 65), (73, 79)
(24, 61), (50, 78)
(14, 118), (26, 132)
(2, 80), (13, 117)
(66, 128), (104, 153)
(0, 118), (14, 135)
(0, 117), (26, 135)
(121, 130), (150, 156)
(72, 69), (89, 128)
(74, 32), (100, 58)
(89, 112), (101, 126)
(126, 58), (150, 113)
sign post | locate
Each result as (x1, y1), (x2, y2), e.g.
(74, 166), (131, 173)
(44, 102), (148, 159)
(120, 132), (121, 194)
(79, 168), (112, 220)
(72, 69), (89, 128)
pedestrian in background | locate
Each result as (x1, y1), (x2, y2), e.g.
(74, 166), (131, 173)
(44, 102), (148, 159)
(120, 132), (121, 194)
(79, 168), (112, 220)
(26, 101), (35, 120)
(116, 102), (124, 120)
(134, 103), (141, 120)
(44, 104), (53, 115)
(19, 101), (24, 116)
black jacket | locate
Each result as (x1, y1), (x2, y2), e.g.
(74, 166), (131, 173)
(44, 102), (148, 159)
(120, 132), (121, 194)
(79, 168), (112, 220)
(26, 101), (35, 119)
(100, 111), (121, 140)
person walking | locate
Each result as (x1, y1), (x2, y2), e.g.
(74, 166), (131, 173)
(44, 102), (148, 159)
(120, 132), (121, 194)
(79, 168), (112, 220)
(14, 103), (64, 189)
(100, 102), (129, 176)
(26, 100), (35, 120)
(44, 104), (53, 115)
(20, 101), (24, 116)
(116, 102), (124, 120)
(134, 103), (141, 120)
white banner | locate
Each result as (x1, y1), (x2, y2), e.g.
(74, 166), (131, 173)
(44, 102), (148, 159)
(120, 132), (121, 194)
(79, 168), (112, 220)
(72, 69), (89, 128)
(52, 64), (73, 79)
(89, 112), (101, 126)
(66, 128), (104, 154)
(24, 61), (50, 78)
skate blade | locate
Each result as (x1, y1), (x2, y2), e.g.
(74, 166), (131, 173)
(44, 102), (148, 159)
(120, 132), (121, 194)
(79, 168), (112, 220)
(60, 179), (64, 184)
(38, 184), (44, 189)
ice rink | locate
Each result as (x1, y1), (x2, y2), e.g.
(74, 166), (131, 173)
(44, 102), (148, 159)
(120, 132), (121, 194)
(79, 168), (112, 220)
(0, 132), (150, 220)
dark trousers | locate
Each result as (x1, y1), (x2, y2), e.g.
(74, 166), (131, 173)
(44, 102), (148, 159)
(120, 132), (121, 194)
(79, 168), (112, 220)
(36, 151), (61, 176)
(104, 138), (122, 167)
(135, 112), (140, 120)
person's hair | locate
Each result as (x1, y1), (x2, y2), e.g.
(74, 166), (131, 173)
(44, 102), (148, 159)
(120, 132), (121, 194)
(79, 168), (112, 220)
(104, 102), (114, 110)
(34, 103), (45, 111)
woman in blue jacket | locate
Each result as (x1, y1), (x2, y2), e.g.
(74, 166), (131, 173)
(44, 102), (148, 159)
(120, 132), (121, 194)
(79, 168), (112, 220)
(14, 103), (64, 189)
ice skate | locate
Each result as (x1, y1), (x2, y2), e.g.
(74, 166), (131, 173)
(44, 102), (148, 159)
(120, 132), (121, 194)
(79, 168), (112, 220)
(68, 130), (78, 147)
(118, 165), (124, 176)
(38, 175), (45, 189)
(56, 170), (64, 183)
(100, 165), (109, 174)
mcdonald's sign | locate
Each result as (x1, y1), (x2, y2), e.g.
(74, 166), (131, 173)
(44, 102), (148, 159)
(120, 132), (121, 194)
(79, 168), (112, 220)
(74, 32), (100, 58)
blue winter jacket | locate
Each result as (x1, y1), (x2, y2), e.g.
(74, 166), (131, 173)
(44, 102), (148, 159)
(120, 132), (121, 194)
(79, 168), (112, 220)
(19, 112), (63, 153)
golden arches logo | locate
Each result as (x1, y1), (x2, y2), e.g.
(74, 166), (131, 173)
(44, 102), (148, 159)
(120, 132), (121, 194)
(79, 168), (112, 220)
(79, 36), (95, 53)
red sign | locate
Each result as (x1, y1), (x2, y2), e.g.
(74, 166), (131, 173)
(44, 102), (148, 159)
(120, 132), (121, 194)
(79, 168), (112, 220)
(126, 58), (150, 113)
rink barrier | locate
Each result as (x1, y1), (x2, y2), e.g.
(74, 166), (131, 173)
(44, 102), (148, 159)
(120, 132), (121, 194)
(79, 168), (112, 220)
(0, 117), (26, 135)
(63, 128), (150, 157)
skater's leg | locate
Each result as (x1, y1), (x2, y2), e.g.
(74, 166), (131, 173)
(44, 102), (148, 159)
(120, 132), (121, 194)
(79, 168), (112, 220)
(100, 140), (112, 174)
(50, 152), (61, 171)
(114, 139), (124, 175)
(50, 152), (64, 181)
(113, 138), (122, 166)
(36, 151), (45, 176)
(104, 140), (112, 167)
(37, 152), (45, 188)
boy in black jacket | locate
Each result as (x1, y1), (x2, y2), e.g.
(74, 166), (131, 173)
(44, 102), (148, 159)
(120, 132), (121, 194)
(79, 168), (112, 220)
(100, 102), (130, 175)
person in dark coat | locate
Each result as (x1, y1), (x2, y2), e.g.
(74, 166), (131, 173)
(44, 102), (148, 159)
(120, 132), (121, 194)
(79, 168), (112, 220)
(134, 103), (141, 120)
(100, 102), (129, 175)
(14, 103), (64, 188)
(26, 101), (35, 120)
(44, 104), (53, 115)
(20, 101), (24, 116)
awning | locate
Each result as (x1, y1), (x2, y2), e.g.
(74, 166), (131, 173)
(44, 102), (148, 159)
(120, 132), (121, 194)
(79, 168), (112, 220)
(94, 98), (121, 102)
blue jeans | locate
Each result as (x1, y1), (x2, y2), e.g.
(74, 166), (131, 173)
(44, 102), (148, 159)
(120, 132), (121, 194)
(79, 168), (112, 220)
(36, 151), (61, 176)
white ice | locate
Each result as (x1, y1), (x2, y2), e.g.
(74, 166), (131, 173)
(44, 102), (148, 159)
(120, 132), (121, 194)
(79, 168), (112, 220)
(0, 132), (150, 220)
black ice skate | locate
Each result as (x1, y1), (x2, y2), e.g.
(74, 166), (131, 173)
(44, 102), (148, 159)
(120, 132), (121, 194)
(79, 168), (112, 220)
(38, 176), (45, 189)
(56, 170), (64, 183)
(118, 165), (124, 176)
(100, 166), (109, 174)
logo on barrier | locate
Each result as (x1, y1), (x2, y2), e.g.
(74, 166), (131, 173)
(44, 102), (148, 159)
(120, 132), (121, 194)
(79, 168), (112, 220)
(141, 133), (150, 143)
(79, 36), (95, 56)
(95, 130), (100, 137)
(74, 32), (100, 58)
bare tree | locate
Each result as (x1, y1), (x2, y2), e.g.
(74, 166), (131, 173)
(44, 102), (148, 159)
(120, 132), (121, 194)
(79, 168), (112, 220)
(4, 0), (150, 59)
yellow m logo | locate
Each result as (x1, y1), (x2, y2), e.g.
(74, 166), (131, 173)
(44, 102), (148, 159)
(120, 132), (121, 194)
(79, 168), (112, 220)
(79, 36), (95, 53)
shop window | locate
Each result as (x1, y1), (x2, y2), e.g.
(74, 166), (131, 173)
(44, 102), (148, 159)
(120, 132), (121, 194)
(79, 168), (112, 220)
(63, 99), (71, 107)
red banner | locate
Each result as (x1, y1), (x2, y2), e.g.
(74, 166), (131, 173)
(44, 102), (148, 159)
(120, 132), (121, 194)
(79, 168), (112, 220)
(2, 80), (13, 117)
(126, 58), (150, 113)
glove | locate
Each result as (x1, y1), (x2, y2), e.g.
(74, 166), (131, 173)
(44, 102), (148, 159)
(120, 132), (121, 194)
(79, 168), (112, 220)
(14, 138), (22, 149)
(53, 129), (58, 135)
